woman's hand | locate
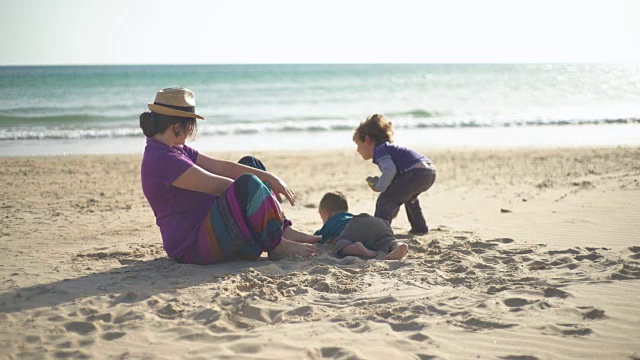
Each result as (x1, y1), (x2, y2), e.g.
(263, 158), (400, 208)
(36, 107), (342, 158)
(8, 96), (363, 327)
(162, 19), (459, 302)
(267, 174), (296, 206)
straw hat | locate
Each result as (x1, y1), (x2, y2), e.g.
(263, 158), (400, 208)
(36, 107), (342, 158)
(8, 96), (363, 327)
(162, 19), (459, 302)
(148, 87), (205, 120)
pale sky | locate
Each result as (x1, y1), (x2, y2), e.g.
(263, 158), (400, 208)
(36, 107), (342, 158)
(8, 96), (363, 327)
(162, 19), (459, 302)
(1, 0), (639, 65)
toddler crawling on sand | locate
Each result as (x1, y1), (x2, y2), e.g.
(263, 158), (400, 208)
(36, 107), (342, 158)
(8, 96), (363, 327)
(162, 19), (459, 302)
(314, 191), (408, 260)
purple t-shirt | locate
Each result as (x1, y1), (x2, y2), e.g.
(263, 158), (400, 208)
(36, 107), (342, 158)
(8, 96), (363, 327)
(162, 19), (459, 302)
(373, 142), (429, 173)
(140, 138), (215, 259)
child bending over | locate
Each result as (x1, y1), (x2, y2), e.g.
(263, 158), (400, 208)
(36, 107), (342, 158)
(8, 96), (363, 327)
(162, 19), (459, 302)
(354, 114), (436, 235)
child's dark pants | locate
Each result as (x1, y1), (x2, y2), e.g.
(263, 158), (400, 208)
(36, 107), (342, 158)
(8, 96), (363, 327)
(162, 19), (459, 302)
(238, 156), (267, 171)
(374, 167), (436, 233)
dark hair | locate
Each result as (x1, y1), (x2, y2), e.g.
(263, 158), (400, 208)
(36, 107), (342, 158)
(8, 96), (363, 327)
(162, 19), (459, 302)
(319, 191), (349, 213)
(353, 114), (394, 144)
(139, 111), (198, 139)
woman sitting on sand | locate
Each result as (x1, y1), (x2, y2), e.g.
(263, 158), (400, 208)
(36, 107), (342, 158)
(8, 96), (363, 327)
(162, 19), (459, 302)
(139, 87), (319, 264)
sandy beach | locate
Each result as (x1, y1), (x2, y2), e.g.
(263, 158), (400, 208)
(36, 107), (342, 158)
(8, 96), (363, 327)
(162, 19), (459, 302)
(1, 146), (639, 359)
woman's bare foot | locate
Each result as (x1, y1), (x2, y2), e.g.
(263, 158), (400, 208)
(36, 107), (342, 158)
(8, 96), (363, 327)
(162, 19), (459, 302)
(283, 226), (322, 243)
(385, 242), (408, 260)
(339, 242), (377, 258)
(268, 238), (317, 260)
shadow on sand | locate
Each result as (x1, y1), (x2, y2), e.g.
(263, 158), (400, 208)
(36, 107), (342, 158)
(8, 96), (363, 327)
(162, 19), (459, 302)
(0, 256), (270, 314)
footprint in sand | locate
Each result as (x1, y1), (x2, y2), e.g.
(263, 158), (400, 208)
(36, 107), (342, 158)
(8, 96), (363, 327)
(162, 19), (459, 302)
(424, 305), (448, 315)
(409, 333), (431, 342)
(320, 347), (358, 359)
(487, 285), (509, 294)
(503, 298), (533, 308)
(547, 248), (581, 256)
(85, 313), (111, 323)
(611, 263), (640, 280)
(488, 238), (515, 244)
(460, 317), (517, 330)
(54, 350), (89, 359)
(341, 320), (369, 333)
(544, 323), (592, 336)
(543, 287), (571, 298)
(527, 260), (547, 270)
(574, 252), (604, 262)
(389, 321), (426, 332)
(63, 321), (96, 335)
(24, 335), (41, 344)
(474, 263), (496, 270)
(547, 254), (575, 266)
(100, 331), (126, 341)
(577, 306), (606, 320)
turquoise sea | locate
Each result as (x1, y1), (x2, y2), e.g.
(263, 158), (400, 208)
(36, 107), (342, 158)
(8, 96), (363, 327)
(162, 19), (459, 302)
(1, 64), (639, 156)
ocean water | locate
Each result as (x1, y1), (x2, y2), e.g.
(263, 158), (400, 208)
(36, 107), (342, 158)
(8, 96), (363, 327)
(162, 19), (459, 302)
(1, 64), (639, 156)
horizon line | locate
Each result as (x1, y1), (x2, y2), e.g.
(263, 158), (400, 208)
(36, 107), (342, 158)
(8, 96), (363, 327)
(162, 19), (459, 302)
(2, 61), (639, 67)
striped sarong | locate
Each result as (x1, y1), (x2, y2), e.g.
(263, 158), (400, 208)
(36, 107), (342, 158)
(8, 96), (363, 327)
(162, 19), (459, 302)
(179, 173), (286, 265)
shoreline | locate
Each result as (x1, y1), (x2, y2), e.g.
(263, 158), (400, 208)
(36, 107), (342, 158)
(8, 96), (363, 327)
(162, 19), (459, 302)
(1, 123), (639, 157)
(1, 146), (639, 359)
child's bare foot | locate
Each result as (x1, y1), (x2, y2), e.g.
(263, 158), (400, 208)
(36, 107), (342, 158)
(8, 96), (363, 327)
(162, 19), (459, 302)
(283, 226), (322, 243)
(385, 242), (408, 260)
(339, 242), (377, 258)
(268, 238), (317, 260)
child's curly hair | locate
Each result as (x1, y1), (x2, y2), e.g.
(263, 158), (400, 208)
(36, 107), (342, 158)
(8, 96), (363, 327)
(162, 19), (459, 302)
(353, 114), (394, 144)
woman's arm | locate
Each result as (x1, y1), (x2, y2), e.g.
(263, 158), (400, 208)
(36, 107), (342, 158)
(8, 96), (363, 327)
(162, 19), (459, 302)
(196, 153), (261, 180)
(171, 165), (233, 195)
(195, 152), (295, 205)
